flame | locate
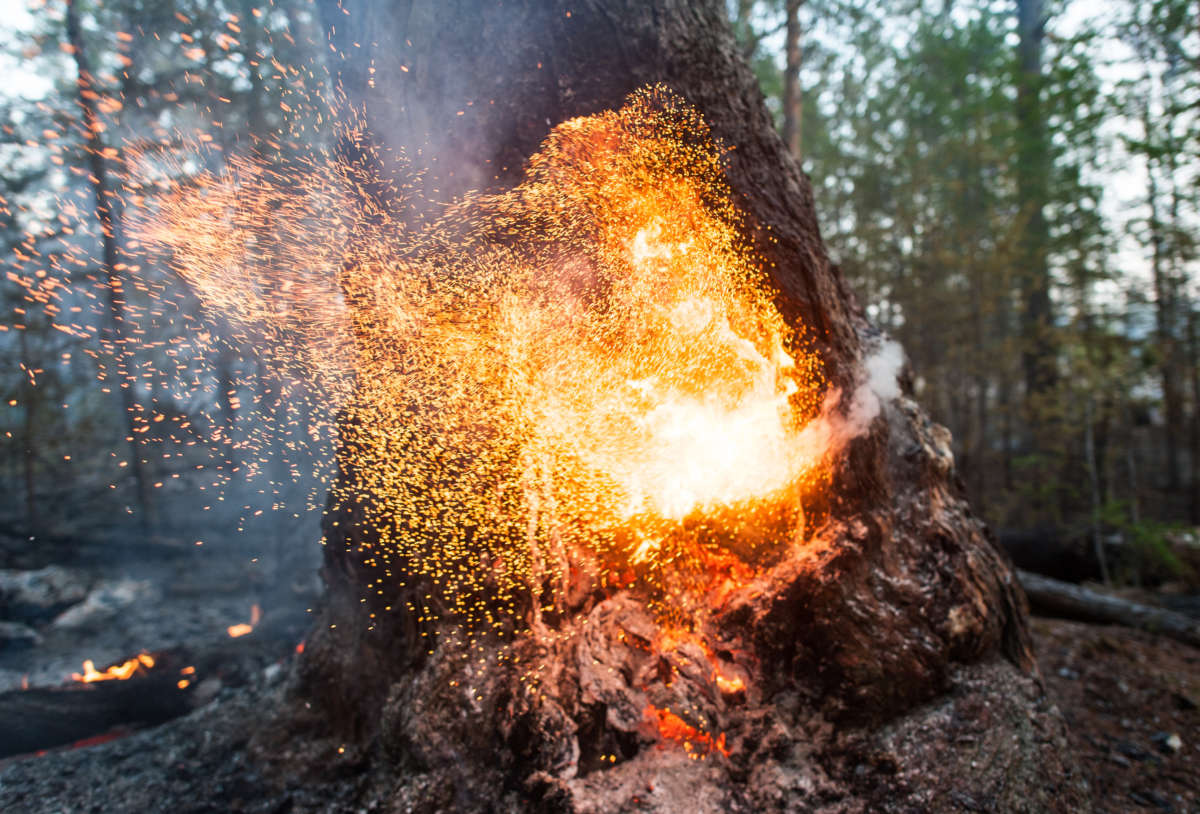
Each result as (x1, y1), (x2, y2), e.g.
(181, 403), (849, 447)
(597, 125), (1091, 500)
(71, 653), (155, 683)
(227, 603), (260, 637)
(645, 704), (729, 759)
(133, 86), (832, 629)
(656, 625), (749, 697)
(715, 673), (745, 694)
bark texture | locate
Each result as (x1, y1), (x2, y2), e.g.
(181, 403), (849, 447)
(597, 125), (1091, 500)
(1019, 569), (1200, 648)
(276, 1), (1089, 811)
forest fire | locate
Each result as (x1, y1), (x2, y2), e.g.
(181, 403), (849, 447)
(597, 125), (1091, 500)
(135, 87), (837, 635)
(0, 0), (1107, 808)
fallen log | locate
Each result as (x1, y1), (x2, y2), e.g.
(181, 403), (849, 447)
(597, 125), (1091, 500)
(1017, 569), (1200, 648)
(0, 670), (192, 759)
(0, 607), (309, 760)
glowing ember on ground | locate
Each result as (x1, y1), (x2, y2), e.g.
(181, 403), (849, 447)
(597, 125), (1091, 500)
(71, 653), (155, 683)
(69, 731), (128, 750)
(226, 603), (261, 637)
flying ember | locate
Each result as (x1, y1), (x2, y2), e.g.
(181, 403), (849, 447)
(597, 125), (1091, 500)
(135, 86), (830, 630)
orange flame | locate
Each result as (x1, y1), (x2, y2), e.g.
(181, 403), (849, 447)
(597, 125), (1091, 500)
(71, 653), (155, 683)
(715, 673), (745, 694)
(645, 704), (730, 759)
(134, 86), (832, 630)
(227, 603), (261, 637)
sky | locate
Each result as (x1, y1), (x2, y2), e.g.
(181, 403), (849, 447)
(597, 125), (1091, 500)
(0, 0), (53, 101)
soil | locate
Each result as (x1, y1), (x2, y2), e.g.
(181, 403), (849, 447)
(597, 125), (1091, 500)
(0, 611), (1195, 812)
(1033, 617), (1200, 813)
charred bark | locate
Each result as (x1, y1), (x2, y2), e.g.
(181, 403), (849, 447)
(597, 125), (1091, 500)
(275, 1), (1088, 811)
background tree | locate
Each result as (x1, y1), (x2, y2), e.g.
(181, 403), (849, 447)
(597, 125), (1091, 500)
(731, 0), (1199, 579)
(0, 0), (328, 568)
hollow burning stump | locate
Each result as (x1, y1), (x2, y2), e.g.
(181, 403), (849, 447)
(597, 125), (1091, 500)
(256, 1), (1089, 811)
(284, 383), (1085, 812)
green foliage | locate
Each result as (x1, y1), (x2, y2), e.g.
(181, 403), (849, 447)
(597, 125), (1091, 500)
(1100, 499), (1189, 583)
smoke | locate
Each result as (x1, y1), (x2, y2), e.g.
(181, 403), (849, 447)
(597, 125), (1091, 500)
(845, 339), (904, 435)
(865, 340), (905, 403)
(794, 339), (905, 461)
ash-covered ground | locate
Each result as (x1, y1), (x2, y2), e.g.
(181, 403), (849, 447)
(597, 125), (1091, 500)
(0, 535), (1196, 814)
(0, 546), (318, 694)
(0, 522), (319, 780)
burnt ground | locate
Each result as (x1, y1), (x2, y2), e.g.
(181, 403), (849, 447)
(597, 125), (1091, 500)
(0, 550), (319, 695)
(0, 599), (1196, 811)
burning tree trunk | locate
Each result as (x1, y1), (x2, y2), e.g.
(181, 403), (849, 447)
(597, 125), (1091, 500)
(259, 1), (1086, 810)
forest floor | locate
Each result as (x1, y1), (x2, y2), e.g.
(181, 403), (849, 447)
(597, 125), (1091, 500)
(0, 562), (1196, 812)
(1033, 616), (1200, 813)
(0, 541), (319, 694)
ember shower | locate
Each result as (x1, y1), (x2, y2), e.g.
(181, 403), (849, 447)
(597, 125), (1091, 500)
(137, 87), (832, 632)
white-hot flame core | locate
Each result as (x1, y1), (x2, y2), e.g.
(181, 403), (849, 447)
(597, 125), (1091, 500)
(525, 224), (813, 523)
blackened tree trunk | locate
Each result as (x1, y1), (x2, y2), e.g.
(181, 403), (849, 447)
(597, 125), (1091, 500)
(1015, 0), (1056, 398)
(17, 325), (38, 538)
(1189, 304), (1200, 524)
(1145, 101), (1182, 494)
(273, 2), (1088, 811)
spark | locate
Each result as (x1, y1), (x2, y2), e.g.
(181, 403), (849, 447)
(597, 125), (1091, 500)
(134, 86), (831, 631)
